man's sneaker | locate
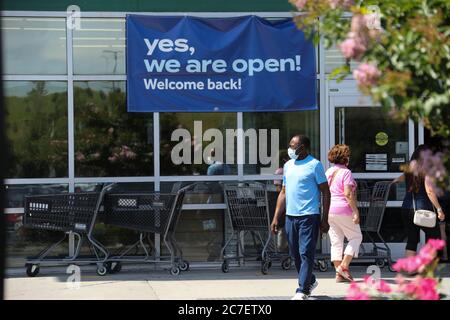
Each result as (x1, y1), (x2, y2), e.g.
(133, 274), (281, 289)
(309, 279), (319, 295)
(336, 265), (354, 282)
(291, 292), (309, 300)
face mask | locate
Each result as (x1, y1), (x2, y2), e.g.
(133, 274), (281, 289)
(288, 147), (298, 160)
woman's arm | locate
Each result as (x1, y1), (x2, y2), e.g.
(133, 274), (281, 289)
(344, 185), (360, 224)
(424, 175), (446, 221)
(392, 174), (405, 184)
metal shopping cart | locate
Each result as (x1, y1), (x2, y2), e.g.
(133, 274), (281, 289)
(23, 184), (113, 277)
(357, 181), (395, 271)
(220, 182), (290, 274)
(102, 184), (194, 276)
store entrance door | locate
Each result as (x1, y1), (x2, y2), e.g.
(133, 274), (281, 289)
(324, 80), (417, 260)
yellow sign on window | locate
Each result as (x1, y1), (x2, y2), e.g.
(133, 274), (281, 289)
(375, 132), (389, 146)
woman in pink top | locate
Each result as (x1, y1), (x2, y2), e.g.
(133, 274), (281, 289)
(325, 144), (362, 282)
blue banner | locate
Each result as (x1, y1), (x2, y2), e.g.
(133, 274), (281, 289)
(126, 15), (316, 112)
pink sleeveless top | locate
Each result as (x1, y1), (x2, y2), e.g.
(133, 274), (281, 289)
(325, 164), (356, 215)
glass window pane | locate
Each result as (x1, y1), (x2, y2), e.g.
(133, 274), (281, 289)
(4, 81), (68, 178)
(4, 184), (69, 208)
(243, 111), (320, 175)
(74, 182), (154, 193)
(2, 17), (66, 75)
(325, 44), (359, 74)
(335, 107), (409, 173)
(73, 18), (125, 75)
(160, 113), (237, 176)
(6, 183), (69, 268)
(161, 209), (225, 262)
(74, 81), (153, 177)
(161, 181), (226, 204)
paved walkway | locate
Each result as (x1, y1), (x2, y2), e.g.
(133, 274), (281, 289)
(5, 263), (450, 300)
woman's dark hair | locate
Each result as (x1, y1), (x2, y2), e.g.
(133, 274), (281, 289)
(406, 144), (430, 193)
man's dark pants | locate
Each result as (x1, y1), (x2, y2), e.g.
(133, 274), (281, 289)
(285, 214), (320, 295)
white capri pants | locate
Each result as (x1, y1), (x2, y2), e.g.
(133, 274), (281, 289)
(328, 214), (363, 262)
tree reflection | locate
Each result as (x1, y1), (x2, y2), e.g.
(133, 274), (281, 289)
(74, 82), (153, 177)
(5, 81), (68, 178)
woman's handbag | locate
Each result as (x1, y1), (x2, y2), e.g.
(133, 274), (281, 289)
(412, 193), (437, 228)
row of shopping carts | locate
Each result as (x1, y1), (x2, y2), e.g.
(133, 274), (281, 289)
(23, 184), (194, 277)
(22, 180), (394, 277)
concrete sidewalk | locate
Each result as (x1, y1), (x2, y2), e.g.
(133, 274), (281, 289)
(5, 264), (450, 300)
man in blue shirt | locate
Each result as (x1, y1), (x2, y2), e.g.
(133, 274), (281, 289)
(271, 134), (330, 300)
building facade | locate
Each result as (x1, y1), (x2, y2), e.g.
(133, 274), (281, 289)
(2, 0), (424, 268)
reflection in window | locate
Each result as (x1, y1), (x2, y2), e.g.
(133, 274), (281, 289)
(4, 184), (69, 208)
(74, 182), (154, 193)
(74, 81), (153, 177)
(73, 19), (125, 74)
(161, 209), (225, 262)
(161, 181), (226, 204)
(243, 111), (320, 175)
(335, 107), (409, 173)
(160, 113), (237, 176)
(4, 81), (68, 178)
(2, 17), (66, 75)
(5, 184), (69, 268)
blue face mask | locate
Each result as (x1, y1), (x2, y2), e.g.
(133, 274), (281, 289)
(288, 147), (298, 160)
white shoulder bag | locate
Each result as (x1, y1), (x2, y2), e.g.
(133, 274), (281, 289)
(412, 193), (436, 228)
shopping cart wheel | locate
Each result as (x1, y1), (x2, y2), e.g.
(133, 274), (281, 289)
(25, 264), (40, 277)
(170, 266), (181, 276)
(96, 265), (109, 276)
(221, 261), (230, 273)
(179, 260), (190, 272)
(388, 262), (396, 272)
(261, 260), (271, 275)
(318, 260), (328, 272)
(376, 259), (386, 268)
(107, 262), (122, 274)
(281, 257), (292, 270)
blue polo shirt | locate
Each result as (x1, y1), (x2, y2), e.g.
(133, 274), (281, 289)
(282, 155), (327, 216)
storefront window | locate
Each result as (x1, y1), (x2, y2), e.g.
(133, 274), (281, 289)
(74, 182), (154, 193)
(243, 111), (320, 175)
(74, 81), (153, 177)
(5, 183), (69, 268)
(160, 113), (237, 176)
(4, 81), (68, 178)
(1, 17), (67, 75)
(160, 181), (225, 204)
(73, 18), (125, 75)
(4, 184), (69, 208)
(161, 209), (225, 262)
(335, 107), (409, 173)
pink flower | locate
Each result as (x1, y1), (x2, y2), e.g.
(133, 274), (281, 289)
(376, 280), (392, 294)
(339, 35), (367, 59)
(353, 63), (381, 87)
(415, 278), (440, 300)
(399, 277), (440, 300)
(76, 152), (86, 161)
(346, 282), (371, 300)
(427, 239), (446, 251)
(108, 153), (119, 163)
(328, 0), (354, 9)
(294, 0), (308, 10)
(351, 14), (367, 33)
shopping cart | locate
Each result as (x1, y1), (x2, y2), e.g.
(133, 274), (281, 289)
(23, 184), (114, 277)
(220, 182), (289, 274)
(102, 183), (194, 276)
(357, 181), (395, 271)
